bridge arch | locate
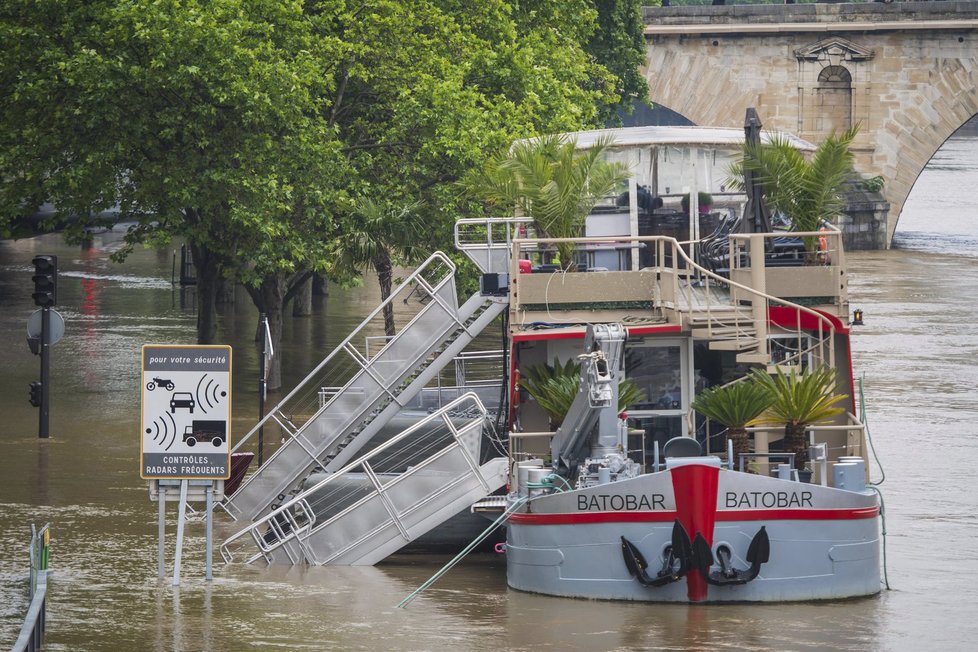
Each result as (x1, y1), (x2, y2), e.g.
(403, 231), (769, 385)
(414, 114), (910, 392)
(643, 3), (978, 247)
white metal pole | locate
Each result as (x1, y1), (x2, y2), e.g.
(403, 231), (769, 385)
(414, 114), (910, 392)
(173, 480), (188, 586)
(205, 483), (213, 581)
(158, 485), (166, 580)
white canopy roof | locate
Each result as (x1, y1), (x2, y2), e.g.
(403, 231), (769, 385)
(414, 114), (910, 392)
(528, 125), (816, 153)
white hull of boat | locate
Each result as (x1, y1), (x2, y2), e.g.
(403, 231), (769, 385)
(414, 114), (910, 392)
(506, 462), (880, 603)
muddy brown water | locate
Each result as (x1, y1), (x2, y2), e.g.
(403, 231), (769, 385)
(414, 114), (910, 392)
(1, 138), (977, 651)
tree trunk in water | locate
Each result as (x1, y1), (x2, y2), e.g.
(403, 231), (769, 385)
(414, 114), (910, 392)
(373, 250), (395, 338)
(785, 423), (808, 471)
(312, 273), (328, 296)
(216, 274), (235, 305)
(292, 274), (312, 317)
(190, 243), (221, 344)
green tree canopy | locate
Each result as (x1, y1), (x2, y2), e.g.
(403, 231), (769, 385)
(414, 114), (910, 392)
(1, 0), (633, 372)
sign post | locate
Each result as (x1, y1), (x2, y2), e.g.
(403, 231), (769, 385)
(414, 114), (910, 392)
(258, 314), (273, 466)
(141, 344), (231, 584)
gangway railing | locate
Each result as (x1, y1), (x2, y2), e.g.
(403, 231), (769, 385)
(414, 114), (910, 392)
(318, 349), (504, 411)
(455, 217), (533, 274)
(228, 252), (456, 460)
(224, 251), (507, 522)
(221, 393), (506, 566)
(11, 523), (50, 652)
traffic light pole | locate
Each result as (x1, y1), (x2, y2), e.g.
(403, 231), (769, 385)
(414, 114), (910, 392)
(30, 254), (57, 439)
(39, 305), (50, 438)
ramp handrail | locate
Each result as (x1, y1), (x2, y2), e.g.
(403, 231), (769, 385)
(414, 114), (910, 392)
(230, 251), (457, 456)
(221, 392), (489, 564)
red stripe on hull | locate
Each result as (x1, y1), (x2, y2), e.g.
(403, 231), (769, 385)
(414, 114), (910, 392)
(507, 506), (878, 525)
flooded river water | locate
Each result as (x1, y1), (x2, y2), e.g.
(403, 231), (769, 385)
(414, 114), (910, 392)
(1, 138), (977, 651)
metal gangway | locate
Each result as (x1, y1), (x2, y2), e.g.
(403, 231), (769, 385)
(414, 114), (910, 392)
(220, 393), (507, 566)
(223, 252), (507, 522)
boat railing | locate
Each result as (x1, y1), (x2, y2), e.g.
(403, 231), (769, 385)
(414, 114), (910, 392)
(746, 411), (867, 480)
(508, 232), (840, 370)
(728, 226), (847, 308)
(455, 217), (534, 274)
(229, 251), (458, 457)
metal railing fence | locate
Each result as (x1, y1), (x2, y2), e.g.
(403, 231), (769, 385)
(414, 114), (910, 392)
(11, 523), (50, 652)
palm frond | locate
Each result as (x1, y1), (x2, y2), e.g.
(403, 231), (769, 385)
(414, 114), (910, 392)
(748, 367), (847, 428)
(734, 127), (859, 240)
(691, 379), (774, 429)
(465, 134), (628, 268)
(519, 358), (645, 426)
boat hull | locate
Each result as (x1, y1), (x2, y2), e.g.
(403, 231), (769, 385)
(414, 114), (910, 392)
(506, 462), (880, 602)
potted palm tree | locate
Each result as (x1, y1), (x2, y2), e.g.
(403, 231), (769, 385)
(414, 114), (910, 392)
(735, 126), (859, 260)
(748, 367), (848, 474)
(681, 191), (714, 215)
(519, 358), (644, 429)
(463, 134), (629, 270)
(690, 378), (773, 463)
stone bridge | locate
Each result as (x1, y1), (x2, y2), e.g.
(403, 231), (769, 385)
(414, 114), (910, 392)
(643, 2), (978, 247)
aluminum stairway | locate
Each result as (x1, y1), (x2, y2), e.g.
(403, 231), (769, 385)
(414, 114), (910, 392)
(220, 393), (508, 566)
(223, 252), (507, 522)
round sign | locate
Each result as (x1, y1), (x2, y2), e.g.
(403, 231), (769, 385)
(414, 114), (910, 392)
(27, 309), (65, 345)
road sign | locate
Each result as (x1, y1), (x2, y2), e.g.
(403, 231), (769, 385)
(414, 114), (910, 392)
(27, 308), (65, 345)
(141, 345), (232, 479)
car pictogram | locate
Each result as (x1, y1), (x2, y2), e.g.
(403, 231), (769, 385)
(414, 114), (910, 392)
(169, 392), (196, 413)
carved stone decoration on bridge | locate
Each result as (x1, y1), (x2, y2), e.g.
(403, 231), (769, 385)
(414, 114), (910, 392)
(794, 37), (875, 66)
(794, 38), (875, 143)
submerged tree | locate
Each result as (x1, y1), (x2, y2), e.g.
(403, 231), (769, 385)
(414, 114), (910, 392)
(332, 199), (426, 338)
(0, 0), (628, 352)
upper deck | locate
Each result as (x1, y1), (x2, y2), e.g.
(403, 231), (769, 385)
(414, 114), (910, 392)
(456, 126), (848, 336)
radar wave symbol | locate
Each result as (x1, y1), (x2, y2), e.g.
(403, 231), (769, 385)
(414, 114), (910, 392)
(195, 374), (225, 414)
(149, 412), (177, 451)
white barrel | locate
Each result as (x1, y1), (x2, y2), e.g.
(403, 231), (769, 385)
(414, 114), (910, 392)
(832, 461), (866, 491)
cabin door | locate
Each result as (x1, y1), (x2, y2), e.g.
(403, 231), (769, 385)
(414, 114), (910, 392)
(622, 338), (693, 470)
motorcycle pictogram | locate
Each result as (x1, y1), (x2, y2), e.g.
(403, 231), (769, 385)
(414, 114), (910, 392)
(146, 377), (175, 391)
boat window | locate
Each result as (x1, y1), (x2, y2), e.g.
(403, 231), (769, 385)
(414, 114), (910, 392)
(624, 344), (684, 411)
(626, 415), (684, 470)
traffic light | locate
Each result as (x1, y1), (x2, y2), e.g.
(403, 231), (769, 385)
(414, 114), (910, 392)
(31, 255), (58, 307)
(29, 381), (42, 408)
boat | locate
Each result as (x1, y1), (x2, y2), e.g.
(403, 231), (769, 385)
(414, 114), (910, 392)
(465, 119), (881, 603)
(220, 113), (881, 604)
